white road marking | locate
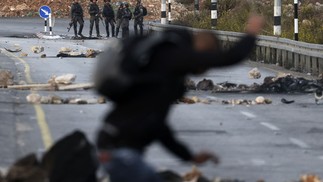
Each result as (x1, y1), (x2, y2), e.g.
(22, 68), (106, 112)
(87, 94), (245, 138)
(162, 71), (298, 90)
(289, 138), (310, 149)
(251, 159), (266, 166)
(260, 122), (280, 131)
(240, 111), (256, 118)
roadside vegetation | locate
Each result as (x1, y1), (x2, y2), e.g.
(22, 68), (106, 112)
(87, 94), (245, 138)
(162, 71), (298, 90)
(173, 0), (323, 44)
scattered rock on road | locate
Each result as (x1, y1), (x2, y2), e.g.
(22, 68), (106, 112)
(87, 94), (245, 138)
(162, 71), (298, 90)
(0, 70), (14, 87)
(249, 67), (261, 79)
(197, 79), (214, 91)
(31, 46), (44, 54)
(49, 74), (76, 85)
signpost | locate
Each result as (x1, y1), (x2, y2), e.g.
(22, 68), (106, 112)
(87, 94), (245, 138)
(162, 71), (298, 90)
(39, 5), (53, 35)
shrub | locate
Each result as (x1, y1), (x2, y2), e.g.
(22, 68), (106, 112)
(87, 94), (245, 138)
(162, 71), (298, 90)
(172, 0), (323, 44)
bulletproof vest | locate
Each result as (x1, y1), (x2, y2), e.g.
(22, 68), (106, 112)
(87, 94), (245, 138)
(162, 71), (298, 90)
(72, 3), (83, 16)
(122, 8), (132, 20)
(104, 4), (114, 18)
(89, 3), (100, 16)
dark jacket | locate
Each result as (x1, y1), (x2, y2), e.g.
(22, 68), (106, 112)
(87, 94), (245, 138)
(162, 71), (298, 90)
(71, 2), (83, 18)
(122, 7), (132, 20)
(133, 4), (143, 19)
(97, 30), (257, 161)
(102, 3), (115, 19)
(88, 2), (100, 16)
(116, 7), (123, 19)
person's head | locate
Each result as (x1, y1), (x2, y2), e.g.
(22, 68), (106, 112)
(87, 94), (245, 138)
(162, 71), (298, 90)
(73, 0), (79, 3)
(124, 2), (129, 8)
(136, 0), (141, 5)
(90, 0), (97, 3)
(193, 31), (220, 52)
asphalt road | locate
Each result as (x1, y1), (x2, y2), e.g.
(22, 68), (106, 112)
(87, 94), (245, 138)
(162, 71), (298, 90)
(0, 18), (323, 182)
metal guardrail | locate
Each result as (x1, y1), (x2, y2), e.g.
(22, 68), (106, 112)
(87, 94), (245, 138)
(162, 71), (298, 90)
(147, 22), (323, 76)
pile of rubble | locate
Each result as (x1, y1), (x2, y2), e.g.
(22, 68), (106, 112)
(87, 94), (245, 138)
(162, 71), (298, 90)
(186, 74), (323, 94)
(0, 0), (189, 21)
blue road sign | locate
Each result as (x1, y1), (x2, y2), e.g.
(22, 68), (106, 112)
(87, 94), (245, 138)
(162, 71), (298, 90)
(39, 5), (51, 19)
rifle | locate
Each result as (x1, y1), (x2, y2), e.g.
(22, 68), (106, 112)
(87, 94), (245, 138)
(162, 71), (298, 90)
(96, 13), (105, 27)
(67, 17), (75, 32)
(67, 21), (73, 32)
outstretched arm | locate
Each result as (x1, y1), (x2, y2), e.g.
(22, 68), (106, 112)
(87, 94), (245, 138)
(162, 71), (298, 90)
(155, 15), (264, 74)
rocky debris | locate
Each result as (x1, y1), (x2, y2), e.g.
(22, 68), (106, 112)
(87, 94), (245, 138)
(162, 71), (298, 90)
(259, 75), (322, 93)
(8, 82), (94, 91)
(197, 79), (214, 91)
(4, 45), (22, 52)
(49, 74), (76, 85)
(26, 93), (106, 104)
(0, 70), (14, 87)
(59, 47), (72, 53)
(56, 48), (101, 58)
(31, 46), (44, 54)
(222, 96), (272, 105)
(26, 93), (42, 103)
(19, 52), (28, 57)
(185, 78), (196, 90)
(5, 154), (46, 182)
(178, 96), (212, 104)
(248, 67), (261, 79)
(281, 98), (295, 104)
(187, 75), (323, 93)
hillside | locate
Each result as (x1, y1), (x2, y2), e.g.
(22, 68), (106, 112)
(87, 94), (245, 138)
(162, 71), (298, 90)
(0, 0), (322, 43)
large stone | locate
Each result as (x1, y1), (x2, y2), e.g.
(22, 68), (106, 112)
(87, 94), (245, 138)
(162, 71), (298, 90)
(26, 94), (41, 104)
(248, 67), (261, 79)
(31, 46), (44, 54)
(0, 70), (14, 86)
(196, 79), (214, 90)
(54, 74), (76, 85)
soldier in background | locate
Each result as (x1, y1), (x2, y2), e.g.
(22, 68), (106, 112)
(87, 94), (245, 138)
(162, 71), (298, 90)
(70, 0), (84, 38)
(88, 0), (101, 38)
(133, 0), (144, 36)
(121, 2), (132, 38)
(102, 0), (115, 37)
(115, 2), (124, 38)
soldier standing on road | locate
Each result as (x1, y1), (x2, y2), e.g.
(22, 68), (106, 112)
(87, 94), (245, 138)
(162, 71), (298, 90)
(121, 2), (132, 38)
(102, 0), (115, 37)
(70, 0), (84, 38)
(115, 2), (124, 38)
(133, 0), (144, 36)
(88, 0), (101, 38)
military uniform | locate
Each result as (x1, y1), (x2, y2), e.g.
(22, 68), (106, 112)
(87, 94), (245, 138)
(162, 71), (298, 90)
(115, 4), (124, 38)
(88, 0), (101, 37)
(70, 1), (84, 37)
(121, 3), (132, 38)
(133, 2), (144, 36)
(102, 0), (115, 37)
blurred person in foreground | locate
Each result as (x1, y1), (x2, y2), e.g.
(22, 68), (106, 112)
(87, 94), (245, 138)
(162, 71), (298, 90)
(96, 15), (264, 182)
